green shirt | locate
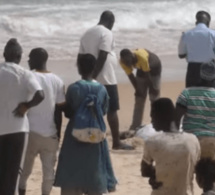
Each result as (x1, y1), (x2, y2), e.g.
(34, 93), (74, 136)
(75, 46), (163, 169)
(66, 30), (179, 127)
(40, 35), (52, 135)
(177, 87), (215, 137)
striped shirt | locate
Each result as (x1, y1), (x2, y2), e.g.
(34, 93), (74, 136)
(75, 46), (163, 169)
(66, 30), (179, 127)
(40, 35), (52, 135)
(177, 87), (215, 137)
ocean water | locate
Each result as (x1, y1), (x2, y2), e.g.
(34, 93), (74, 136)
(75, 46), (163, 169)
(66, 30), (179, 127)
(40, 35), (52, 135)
(0, 0), (215, 62)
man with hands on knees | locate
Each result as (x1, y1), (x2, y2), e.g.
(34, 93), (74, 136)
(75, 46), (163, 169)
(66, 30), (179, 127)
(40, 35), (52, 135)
(120, 48), (161, 131)
(0, 38), (44, 195)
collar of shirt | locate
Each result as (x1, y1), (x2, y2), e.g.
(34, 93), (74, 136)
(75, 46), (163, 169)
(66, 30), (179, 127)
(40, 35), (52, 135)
(195, 23), (208, 29)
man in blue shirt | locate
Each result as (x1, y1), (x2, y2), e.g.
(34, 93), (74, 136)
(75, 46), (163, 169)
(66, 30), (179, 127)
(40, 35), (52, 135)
(178, 11), (215, 87)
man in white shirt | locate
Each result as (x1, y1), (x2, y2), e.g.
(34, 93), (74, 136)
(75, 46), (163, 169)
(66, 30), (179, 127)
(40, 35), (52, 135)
(78, 10), (133, 150)
(19, 48), (65, 195)
(0, 39), (44, 195)
(141, 98), (200, 195)
(178, 10), (215, 87)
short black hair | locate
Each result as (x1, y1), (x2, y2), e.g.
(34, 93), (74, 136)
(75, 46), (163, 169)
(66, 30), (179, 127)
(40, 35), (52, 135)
(196, 10), (211, 22)
(120, 49), (132, 58)
(29, 48), (48, 66)
(78, 54), (96, 76)
(100, 10), (115, 23)
(4, 38), (22, 62)
(151, 98), (175, 122)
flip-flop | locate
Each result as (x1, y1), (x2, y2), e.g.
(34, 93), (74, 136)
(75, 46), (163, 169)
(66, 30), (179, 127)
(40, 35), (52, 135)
(119, 131), (136, 140)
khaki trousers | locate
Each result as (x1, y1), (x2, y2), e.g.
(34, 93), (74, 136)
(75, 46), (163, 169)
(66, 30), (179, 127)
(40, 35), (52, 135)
(19, 131), (58, 195)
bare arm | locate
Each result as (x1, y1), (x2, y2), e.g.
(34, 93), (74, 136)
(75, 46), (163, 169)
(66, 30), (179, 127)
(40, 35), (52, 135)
(54, 103), (65, 140)
(175, 103), (187, 129)
(178, 54), (187, 59)
(13, 90), (44, 117)
(93, 50), (108, 79)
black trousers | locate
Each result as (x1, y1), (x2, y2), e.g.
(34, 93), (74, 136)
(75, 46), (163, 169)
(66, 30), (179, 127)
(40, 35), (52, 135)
(0, 132), (28, 195)
(186, 62), (202, 87)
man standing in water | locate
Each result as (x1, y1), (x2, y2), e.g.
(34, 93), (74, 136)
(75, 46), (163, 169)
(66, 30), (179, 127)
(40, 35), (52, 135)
(78, 10), (133, 150)
(178, 10), (215, 87)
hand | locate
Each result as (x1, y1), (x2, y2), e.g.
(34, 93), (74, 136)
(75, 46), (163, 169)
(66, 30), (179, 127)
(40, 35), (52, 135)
(149, 176), (163, 190)
(13, 102), (29, 117)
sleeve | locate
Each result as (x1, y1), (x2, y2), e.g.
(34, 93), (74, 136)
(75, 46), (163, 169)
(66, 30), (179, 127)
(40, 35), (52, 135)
(120, 60), (133, 75)
(79, 39), (85, 54)
(99, 29), (113, 52)
(25, 71), (42, 95)
(176, 89), (188, 108)
(56, 78), (66, 104)
(142, 141), (153, 165)
(178, 32), (187, 55)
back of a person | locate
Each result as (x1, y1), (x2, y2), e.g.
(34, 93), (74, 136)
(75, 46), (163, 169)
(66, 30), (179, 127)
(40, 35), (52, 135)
(184, 25), (215, 62)
(0, 62), (31, 134)
(182, 87), (215, 136)
(146, 132), (200, 195)
(68, 79), (106, 113)
(80, 25), (109, 58)
(28, 71), (63, 136)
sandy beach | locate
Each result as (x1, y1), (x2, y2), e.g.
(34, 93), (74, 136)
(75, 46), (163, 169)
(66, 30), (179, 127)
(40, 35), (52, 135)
(22, 55), (202, 195)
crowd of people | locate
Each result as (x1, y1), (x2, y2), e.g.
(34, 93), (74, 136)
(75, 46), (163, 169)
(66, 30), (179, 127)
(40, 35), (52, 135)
(1, 8), (215, 195)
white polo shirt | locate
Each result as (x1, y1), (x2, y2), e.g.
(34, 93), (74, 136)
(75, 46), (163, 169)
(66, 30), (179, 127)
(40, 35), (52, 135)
(0, 62), (42, 136)
(27, 72), (65, 137)
(79, 25), (117, 85)
(178, 23), (215, 63)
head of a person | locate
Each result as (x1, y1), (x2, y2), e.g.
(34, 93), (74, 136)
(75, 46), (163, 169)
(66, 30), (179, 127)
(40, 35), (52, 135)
(151, 98), (176, 132)
(196, 10), (211, 27)
(28, 48), (48, 70)
(98, 10), (115, 30)
(77, 54), (96, 78)
(3, 38), (22, 64)
(120, 49), (135, 67)
(195, 158), (215, 192)
(199, 60), (215, 87)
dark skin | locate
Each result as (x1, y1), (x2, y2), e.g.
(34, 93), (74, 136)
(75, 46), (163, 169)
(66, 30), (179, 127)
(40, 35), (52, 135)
(78, 11), (133, 150)
(121, 51), (151, 96)
(28, 53), (65, 140)
(4, 52), (44, 117)
(141, 106), (175, 190)
(178, 12), (210, 59)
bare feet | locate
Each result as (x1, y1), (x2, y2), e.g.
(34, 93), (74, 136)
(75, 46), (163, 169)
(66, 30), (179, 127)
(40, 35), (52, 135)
(112, 142), (135, 150)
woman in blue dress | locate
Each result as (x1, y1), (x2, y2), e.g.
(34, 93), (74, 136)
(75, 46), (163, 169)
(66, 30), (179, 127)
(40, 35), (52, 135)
(54, 54), (117, 195)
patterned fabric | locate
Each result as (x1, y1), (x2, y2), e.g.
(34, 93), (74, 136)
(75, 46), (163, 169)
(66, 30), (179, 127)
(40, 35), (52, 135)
(54, 80), (117, 193)
(177, 87), (215, 137)
(143, 132), (200, 195)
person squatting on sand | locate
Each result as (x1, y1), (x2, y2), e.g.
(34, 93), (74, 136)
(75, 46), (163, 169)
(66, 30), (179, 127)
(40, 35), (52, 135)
(19, 48), (66, 195)
(0, 39), (44, 195)
(176, 60), (215, 160)
(120, 48), (161, 130)
(178, 10), (215, 87)
(78, 10), (133, 150)
(196, 158), (215, 195)
(54, 54), (117, 195)
(141, 98), (200, 195)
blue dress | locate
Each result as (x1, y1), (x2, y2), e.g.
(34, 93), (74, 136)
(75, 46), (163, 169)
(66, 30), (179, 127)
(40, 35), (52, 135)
(54, 80), (117, 194)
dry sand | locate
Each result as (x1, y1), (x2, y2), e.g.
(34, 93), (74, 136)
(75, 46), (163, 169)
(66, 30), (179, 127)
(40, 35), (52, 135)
(25, 79), (202, 195)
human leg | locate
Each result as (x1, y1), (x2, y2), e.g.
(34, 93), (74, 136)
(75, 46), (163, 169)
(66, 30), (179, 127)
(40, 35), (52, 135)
(186, 63), (201, 87)
(61, 187), (82, 195)
(105, 85), (134, 150)
(148, 74), (161, 105)
(19, 132), (39, 193)
(0, 132), (28, 195)
(40, 135), (58, 195)
(129, 76), (148, 130)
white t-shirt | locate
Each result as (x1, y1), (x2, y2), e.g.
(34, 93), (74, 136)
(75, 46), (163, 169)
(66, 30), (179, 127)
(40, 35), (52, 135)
(143, 132), (200, 195)
(27, 71), (65, 137)
(0, 62), (42, 135)
(79, 25), (117, 85)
